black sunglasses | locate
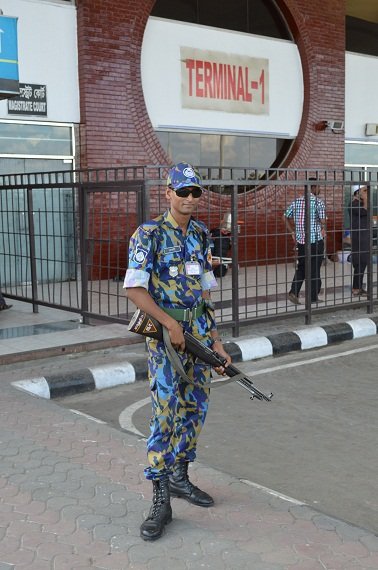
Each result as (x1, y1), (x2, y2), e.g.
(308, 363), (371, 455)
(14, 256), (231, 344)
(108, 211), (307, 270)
(173, 187), (202, 198)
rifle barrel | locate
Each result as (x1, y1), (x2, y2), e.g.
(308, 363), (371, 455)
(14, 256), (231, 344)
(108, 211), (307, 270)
(184, 331), (272, 402)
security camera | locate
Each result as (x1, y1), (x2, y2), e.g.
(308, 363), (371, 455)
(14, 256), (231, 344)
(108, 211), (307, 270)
(326, 120), (344, 132)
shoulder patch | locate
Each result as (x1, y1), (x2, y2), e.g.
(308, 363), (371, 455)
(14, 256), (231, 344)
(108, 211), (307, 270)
(133, 248), (148, 263)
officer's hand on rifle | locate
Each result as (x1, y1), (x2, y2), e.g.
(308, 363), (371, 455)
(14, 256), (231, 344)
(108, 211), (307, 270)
(211, 339), (232, 375)
(166, 319), (186, 352)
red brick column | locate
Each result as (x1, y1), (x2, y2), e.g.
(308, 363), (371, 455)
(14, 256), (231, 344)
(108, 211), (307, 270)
(76, 0), (168, 169)
(279, 0), (345, 169)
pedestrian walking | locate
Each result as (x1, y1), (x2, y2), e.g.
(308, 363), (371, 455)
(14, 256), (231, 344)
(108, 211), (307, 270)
(124, 162), (231, 541)
(283, 178), (326, 304)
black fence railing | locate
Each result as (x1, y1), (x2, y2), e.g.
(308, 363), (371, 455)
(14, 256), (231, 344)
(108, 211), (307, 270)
(1, 165), (377, 336)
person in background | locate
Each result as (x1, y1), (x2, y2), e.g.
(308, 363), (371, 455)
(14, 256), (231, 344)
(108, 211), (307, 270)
(342, 183), (355, 249)
(0, 292), (12, 311)
(210, 216), (232, 278)
(124, 162), (231, 541)
(350, 185), (369, 297)
(283, 178), (326, 305)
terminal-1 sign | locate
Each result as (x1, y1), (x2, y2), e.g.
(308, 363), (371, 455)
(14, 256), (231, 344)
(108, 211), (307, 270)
(181, 47), (269, 115)
(8, 83), (47, 116)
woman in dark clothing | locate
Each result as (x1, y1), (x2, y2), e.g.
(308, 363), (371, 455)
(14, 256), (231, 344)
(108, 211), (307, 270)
(350, 186), (368, 296)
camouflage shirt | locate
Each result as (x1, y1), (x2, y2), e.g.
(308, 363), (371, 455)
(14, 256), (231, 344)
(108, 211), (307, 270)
(124, 209), (217, 308)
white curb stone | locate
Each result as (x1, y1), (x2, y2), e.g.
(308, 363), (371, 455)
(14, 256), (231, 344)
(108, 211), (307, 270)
(90, 362), (136, 390)
(12, 377), (50, 399)
(237, 337), (273, 361)
(346, 318), (377, 339)
(294, 327), (328, 350)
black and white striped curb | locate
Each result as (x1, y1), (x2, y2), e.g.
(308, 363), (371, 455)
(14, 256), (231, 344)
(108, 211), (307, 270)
(12, 358), (147, 400)
(225, 316), (378, 361)
(12, 316), (378, 399)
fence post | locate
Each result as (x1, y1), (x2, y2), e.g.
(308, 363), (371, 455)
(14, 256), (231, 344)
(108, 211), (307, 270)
(79, 184), (89, 324)
(367, 181), (374, 314)
(231, 185), (240, 337)
(304, 180), (312, 324)
(139, 180), (149, 225)
(26, 186), (39, 313)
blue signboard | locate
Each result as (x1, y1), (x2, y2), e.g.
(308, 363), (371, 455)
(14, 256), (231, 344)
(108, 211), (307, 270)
(0, 15), (19, 98)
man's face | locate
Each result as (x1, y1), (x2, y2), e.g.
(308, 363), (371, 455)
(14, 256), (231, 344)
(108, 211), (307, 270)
(166, 185), (202, 216)
(311, 184), (320, 196)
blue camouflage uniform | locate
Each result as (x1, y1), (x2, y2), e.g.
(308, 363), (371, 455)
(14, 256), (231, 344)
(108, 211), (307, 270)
(124, 209), (218, 480)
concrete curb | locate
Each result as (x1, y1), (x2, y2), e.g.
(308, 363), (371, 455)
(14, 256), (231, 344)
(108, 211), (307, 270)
(12, 316), (378, 399)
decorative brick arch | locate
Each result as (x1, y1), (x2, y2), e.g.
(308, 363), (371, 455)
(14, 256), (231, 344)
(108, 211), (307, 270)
(77, 0), (345, 171)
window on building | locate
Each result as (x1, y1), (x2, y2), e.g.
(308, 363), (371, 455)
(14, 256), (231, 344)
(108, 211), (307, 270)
(346, 17), (378, 56)
(151, 0), (292, 40)
(345, 142), (378, 166)
(157, 130), (292, 193)
(346, 1), (378, 56)
(0, 122), (73, 156)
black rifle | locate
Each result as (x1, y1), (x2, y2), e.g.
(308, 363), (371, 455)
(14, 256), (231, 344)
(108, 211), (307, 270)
(128, 309), (273, 402)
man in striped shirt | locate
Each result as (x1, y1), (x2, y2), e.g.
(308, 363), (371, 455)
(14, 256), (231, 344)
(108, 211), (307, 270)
(283, 179), (326, 304)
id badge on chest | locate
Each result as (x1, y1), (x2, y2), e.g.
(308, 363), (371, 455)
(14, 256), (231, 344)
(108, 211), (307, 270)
(185, 260), (201, 276)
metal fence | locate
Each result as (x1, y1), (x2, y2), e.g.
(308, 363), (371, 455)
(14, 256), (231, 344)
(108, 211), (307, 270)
(1, 165), (377, 336)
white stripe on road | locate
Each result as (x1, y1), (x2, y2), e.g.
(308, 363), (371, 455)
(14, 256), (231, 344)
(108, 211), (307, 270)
(240, 479), (305, 505)
(119, 396), (150, 438)
(69, 409), (107, 424)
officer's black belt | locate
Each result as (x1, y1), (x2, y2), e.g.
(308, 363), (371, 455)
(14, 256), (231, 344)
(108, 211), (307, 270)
(160, 301), (205, 321)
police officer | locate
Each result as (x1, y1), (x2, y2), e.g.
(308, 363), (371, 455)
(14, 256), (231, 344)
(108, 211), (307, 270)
(124, 162), (231, 541)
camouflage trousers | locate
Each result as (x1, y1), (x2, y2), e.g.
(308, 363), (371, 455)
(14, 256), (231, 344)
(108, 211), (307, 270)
(144, 329), (211, 481)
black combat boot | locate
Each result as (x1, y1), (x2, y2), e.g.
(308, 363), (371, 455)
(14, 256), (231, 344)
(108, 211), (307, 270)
(140, 478), (172, 541)
(169, 461), (214, 507)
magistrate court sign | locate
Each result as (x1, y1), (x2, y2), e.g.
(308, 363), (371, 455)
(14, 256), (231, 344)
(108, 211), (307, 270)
(181, 47), (269, 115)
(8, 83), (47, 116)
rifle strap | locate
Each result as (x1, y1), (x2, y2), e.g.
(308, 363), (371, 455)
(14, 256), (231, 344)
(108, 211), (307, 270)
(162, 326), (194, 385)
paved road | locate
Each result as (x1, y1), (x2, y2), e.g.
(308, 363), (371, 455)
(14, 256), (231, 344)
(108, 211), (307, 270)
(57, 336), (378, 535)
